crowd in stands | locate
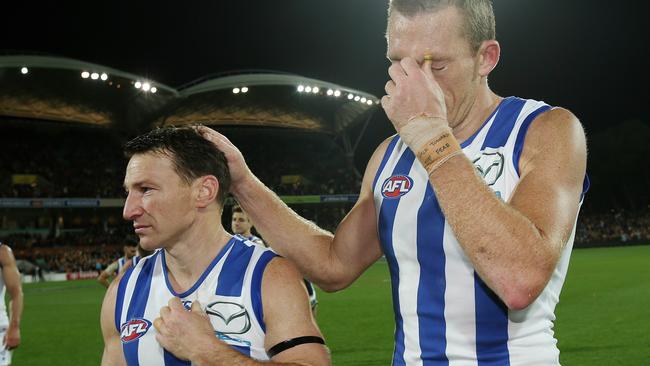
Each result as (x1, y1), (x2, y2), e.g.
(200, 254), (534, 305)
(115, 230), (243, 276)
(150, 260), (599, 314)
(0, 126), (126, 198)
(1, 126), (362, 199)
(574, 208), (650, 246)
(6, 226), (132, 273)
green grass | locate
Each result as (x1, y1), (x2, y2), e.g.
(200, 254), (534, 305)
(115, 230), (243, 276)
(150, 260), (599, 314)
(12, 245), (650, 365)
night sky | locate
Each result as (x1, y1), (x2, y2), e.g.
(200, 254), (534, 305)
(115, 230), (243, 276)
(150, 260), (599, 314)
(3, 0), (649, 156)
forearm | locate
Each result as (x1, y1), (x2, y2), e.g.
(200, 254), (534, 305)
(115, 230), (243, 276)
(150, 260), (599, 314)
(8, 291), (23, 328)
(98, 275), (111, 288)
(232, 175), (339, 285)
(192, 338), (311, 366)
(429, 155), (556, 308)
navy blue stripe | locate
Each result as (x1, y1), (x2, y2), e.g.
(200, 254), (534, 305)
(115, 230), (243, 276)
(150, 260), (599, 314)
(512, 105), (551, 175)
(163, 238), (235, 298)
(164, 349), (191, 365)
(376, 146), (416, 366)
(416, 184), (448, 365)
(480, 97), (526, 149)
(123, 252), (157, 366)
(251, 250), (278, 333)
(232, 345), (251, 357)
(216, 240), (256, 296)
(461, 98), (509, 148)
(114, 265), (135, 331)
(474, 273), (510, 366)
(372, 135), (400, 192)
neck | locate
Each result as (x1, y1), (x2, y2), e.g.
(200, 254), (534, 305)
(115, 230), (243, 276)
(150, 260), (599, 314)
(165, 216), (232, 293)
(452, 86), (502, 144)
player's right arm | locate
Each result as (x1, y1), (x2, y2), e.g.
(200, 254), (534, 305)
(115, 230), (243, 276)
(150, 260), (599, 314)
(201, 127), (390, 291)
(100, 272), (127, 366)
(98, 261), (119, 288)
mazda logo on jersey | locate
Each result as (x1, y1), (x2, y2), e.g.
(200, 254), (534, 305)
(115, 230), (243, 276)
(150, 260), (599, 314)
(472, 151), (504, 186)
(205, 301), (251, 335)
(120, 318), (151, 343)
(381, 175), (414, 199)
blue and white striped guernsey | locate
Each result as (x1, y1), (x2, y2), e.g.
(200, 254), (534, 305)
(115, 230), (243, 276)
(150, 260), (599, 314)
(115, 235), (277, 365)
(373, 97), (589, 365)
(117, 256), (127, 273)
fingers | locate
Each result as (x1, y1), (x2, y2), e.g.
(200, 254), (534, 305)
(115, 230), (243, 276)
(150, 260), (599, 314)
(191, 300), (202, 312)
(381, 95), (391, 110)
(168, 297), (184, 310)
(384, 80), (396, 95)
(421, 56), (434, 80)
(400, 57), (421, 77)
(153, 317), (165, 333)
(160, 305), (171, 318)
(388, 62), (407, 84)
(198, 126), (236, 150)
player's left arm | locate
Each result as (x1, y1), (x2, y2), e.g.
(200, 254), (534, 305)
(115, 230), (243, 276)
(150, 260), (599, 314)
(100, 272), (127, 366)
(0, 245), (23, 350)
(430, 108), (587, 310)
(154, 257), (330, 365)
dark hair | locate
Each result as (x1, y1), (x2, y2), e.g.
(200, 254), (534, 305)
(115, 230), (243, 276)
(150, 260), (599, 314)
(232, 204), (244, 214)
(124, 126), (231, 206)
(388, 0), (495, 52)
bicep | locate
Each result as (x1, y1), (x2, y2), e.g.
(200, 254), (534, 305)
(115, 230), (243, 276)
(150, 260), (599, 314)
(262, 258), (330, 365)
(101, 275), (126, 365)
(0, 249), (22, 296)
(510, 108), (587, 250)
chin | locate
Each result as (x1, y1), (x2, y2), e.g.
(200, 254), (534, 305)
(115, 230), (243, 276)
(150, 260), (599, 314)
(138, 237), (163, 252)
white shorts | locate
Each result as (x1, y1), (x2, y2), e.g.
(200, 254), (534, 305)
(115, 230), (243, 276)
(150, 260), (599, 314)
(0, 326), (11, 365)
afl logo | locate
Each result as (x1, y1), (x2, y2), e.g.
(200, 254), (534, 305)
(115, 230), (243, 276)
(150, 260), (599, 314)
(120, 318), (152, 343)
(381, 175), (413, 198)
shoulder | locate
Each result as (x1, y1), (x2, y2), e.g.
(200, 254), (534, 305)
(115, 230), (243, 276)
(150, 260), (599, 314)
(519, 107), (586, 172)
(0, 244), (16, 265)
(519, 107), (587, 180)
(530, 107), (584, 140)
(262, 256), (301, 284)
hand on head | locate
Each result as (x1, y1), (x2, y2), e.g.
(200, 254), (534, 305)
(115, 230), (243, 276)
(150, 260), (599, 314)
(195, 126), (253, 191)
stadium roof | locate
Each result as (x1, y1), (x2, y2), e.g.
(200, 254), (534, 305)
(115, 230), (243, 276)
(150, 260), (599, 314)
(0, 55), (176, 128)
(0, 56), (379, 133)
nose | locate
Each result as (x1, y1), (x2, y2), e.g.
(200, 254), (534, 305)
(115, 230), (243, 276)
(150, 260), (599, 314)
(123, 191), (144, 221)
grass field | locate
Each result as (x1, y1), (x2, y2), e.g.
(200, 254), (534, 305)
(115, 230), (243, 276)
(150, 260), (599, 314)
(11, 245), (649, 365)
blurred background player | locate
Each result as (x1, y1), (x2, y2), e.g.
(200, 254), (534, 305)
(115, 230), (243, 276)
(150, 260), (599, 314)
(230, 204), (264, 245)
(231, 204), (318, 315)
(97, 241), (137, 288)
(118, 243), (155, 274)
(0, 242), (23, 366)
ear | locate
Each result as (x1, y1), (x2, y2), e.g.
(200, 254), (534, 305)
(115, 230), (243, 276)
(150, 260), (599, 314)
(195, 175), (219, 208)
(477, 40), (500, 77)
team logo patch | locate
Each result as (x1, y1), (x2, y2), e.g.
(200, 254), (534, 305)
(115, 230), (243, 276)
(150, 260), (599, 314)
(206, 301), (251, 335)
(120, 318), (152, 343)
(472, 151), (504, 186)
(381, 175), (414, 198)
